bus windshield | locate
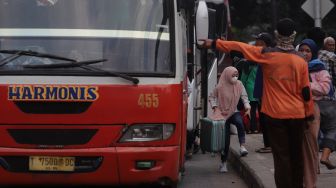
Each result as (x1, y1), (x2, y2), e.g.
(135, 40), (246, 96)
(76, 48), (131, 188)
(0, 0), (172, 76)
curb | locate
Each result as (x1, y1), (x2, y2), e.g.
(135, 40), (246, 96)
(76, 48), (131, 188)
(227, 135), (276, 188)
(228, 148), (265, 188)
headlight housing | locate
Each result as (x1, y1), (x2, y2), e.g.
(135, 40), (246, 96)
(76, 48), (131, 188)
(119, 124), (175, 142)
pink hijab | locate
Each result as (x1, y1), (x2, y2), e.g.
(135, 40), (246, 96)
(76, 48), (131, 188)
(210, 66), (243, 119)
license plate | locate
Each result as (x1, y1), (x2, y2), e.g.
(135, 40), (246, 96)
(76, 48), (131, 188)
(29, 156), (75, 172)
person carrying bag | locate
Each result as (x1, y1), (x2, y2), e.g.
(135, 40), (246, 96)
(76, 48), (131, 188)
(203, 66), (251, 173)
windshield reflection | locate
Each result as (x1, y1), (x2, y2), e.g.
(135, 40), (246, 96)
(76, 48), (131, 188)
(0, 0), (172, 76)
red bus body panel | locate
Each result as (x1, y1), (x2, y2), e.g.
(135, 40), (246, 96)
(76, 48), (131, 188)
(1, 84), (182, 125)
(0, 83), (185, 185)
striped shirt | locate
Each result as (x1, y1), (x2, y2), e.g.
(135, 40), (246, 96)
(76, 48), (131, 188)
(318, 50), (336, 85)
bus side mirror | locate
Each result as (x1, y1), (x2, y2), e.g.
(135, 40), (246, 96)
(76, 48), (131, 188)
(196, 0), (209, 45)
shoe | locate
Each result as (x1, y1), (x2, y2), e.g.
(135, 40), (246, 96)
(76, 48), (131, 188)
(255, 147), (272, 153)
(320, 160), (336, 170)
(185, 152), (192, 160)
(193, 144), (200, 154)
(219, 162), (228, 173)
(240, 146), (248, 157)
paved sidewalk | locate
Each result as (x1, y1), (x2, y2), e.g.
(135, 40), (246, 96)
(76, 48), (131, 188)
(228, 134), (336, 188)
(179, 153), (247, 188)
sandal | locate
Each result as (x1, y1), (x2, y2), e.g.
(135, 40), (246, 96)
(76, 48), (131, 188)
(255, 147), (272, 153)
(320, 160), (336, 170)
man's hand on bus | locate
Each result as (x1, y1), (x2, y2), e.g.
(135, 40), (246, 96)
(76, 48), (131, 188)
(198, 39), (214, 49)
(198, 37), (227, 49)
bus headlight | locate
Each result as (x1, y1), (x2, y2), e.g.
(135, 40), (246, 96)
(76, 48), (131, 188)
(119, 124), (175, 142)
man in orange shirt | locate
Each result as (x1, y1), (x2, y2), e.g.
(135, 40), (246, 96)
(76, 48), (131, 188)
(201, 18), (314, 188)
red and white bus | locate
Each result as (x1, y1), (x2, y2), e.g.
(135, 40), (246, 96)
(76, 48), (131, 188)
(0, 0), (227, 187)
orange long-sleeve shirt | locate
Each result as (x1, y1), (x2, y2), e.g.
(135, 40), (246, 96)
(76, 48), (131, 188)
(216, 40), (314, 119)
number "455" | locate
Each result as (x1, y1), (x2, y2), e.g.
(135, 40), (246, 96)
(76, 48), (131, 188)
(138, 93), (159, 108)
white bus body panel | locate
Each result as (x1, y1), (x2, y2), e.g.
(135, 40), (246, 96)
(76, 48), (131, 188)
(207, 58), (218, 117)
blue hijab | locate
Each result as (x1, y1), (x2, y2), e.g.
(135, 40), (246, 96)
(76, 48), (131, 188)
(300, 39), (326, 72)
(299, 39), (318, 60)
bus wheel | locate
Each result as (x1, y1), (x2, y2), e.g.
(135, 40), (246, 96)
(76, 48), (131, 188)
(158, 178), (178, 188)
(169, 182), (178, 188)
(161, 182), (177, 188)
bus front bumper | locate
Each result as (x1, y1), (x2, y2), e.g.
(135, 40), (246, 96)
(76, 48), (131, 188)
(0, 146), (180, 186)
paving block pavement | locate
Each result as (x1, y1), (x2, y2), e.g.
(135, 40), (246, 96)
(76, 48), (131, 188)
(228, 134), (336, 188)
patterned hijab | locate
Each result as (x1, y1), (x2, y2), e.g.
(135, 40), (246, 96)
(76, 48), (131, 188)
(275, 30), (296, 51)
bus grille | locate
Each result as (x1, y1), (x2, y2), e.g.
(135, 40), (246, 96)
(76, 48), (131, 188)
(7, 129), (98, 145)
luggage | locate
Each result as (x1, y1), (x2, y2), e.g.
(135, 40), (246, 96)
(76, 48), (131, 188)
(200, 117), (226, 153)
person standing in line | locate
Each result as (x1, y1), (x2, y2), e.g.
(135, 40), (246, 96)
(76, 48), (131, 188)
(209, 66), (251, 173)
(307, 29), (336, 170)
(252, 32), (276, 153)
(236, 33), (275, 135)
(201, 18), (314, 188)
(323, 37), (335, 53)
(298, 39), (332, 188)
(307, 28), (336, 89)
(239, 52), (258, 134)
(307, 28), (336, 157)
(320, 37), (336, 89)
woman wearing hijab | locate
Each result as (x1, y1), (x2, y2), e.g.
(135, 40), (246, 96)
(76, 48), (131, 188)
(209, 66), (251, 173)
(301, 39), (336, 169)
(298, 39), (332, 188)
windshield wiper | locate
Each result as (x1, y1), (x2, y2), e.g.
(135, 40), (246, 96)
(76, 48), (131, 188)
(24, 59), (140, 85)
(23, 59), (107, 69)
(0, 50), (76, 67)
(80, 64), (139, 85)
(154, 0), (169, 71)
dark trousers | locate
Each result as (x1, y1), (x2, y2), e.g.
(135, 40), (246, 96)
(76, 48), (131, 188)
(186, 130), (195, 151)
(260, 112), (270, 147)
(250, 101), (259, 131)
(221, 112), (245, 162)
(265, 115), (305, 188)
(258, 102), (270, 148)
